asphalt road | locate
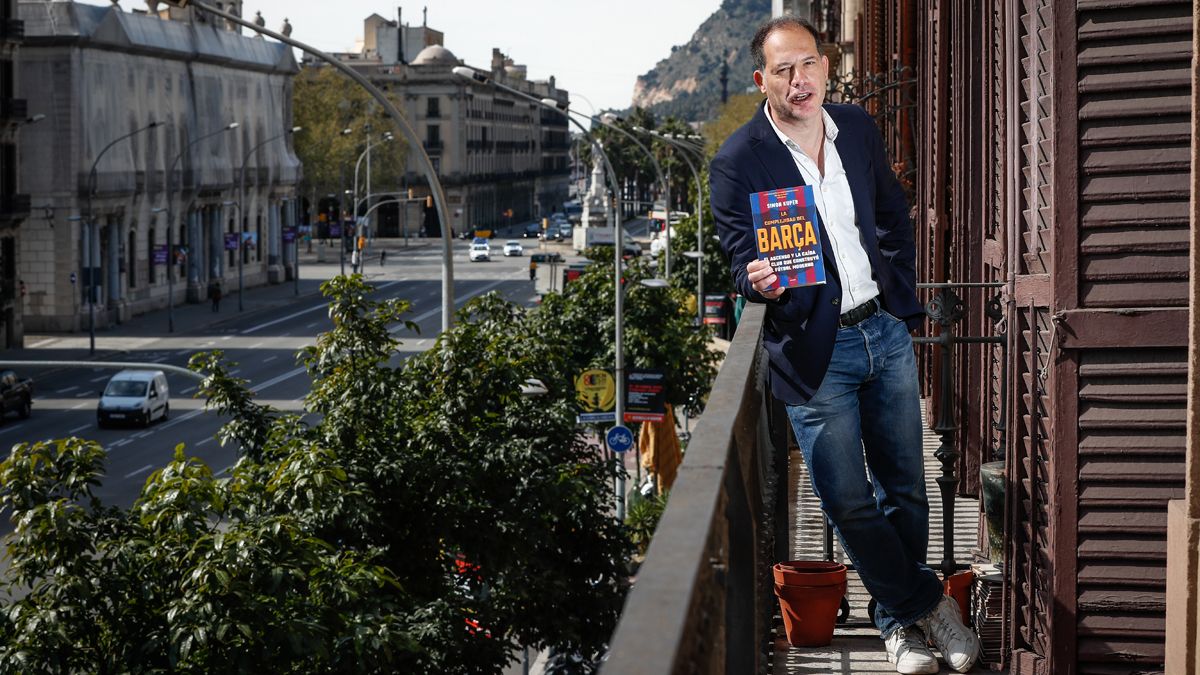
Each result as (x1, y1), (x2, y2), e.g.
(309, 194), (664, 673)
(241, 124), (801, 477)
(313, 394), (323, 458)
(1, 236), (556, 511)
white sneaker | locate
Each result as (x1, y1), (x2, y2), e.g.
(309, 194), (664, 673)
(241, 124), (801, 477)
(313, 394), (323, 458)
(885, 626), (939, 674)
(916, 595), (980, 672)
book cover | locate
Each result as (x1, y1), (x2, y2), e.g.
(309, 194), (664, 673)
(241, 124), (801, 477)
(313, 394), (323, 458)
(749, 185), (827, 290)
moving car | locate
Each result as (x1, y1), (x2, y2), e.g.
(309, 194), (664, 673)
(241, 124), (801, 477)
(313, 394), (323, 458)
(97, 369), (169, 428)
(530, 252), (565, 264)
(0, 369), (33, 420)
(469, 241), (491, 262)
(503, 240), (523, 257)
(522, 222), (541, 238)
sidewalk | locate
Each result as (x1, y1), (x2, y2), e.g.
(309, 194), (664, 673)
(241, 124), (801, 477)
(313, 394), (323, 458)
(6, 239), (440, 371)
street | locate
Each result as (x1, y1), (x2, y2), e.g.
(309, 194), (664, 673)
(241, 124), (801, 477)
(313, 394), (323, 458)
(1, 235), (565, 511)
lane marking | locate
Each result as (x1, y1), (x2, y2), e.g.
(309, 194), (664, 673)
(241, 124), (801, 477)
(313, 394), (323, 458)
(28, 338), (56, 348)
(109, 439), (131, 449)
(175, 349), (191, 356)
(393, 279), (507, 332)
(124, 464), (153, 479)
(56, 386), (79, 394)
(71, 402), (87, 410)
(90, 375), (109, 383)
(75, 391), (92, 398)
(239, 280), (402, 335)
(262, 355), (278, 363)
(305, 322), (318, 329)
(133, 431), (152, 440)
(182, 386), (197, 394)
(249, 342), (264, 349)
(197, 437), (215, 447)
(68, 424), (89, 434)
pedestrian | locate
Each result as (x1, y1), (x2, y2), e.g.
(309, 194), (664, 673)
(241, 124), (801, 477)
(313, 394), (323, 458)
(207, 278), (222, 313)
(529, 259), (537, 281)
(709, 18), (978, 675)
(380, 250), (387, 267)
(351, 249), (360, 274)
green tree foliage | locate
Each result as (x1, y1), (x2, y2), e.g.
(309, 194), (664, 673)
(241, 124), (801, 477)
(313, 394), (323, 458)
(292, 67), (407, 216)
(532, 254), (720, 415)
(0, 277), (632, 673)
(701, 92), (763, 153)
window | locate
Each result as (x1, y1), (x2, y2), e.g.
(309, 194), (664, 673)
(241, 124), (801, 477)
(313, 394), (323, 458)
(128, 230), (136, 288)
(427, 125), (441, 148)
(427, 96), (440, 118)
(148, 227), (156, 285)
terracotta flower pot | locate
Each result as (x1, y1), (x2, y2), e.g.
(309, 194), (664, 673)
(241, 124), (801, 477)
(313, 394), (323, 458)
(773, 561), (847, 648)
(772, 560), (846, 587)
(943, 570), (973, 625)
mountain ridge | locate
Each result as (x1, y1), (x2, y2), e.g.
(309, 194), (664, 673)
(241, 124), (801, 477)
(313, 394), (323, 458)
(628, 0), (770, 123)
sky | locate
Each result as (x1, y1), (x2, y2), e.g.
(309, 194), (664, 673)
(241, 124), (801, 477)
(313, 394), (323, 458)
(79, 0), (726, 113)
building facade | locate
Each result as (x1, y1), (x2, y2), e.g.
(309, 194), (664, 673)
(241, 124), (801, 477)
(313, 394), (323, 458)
(18, 0), (300, 332)
(309, 13), (570, 237)
(790, 0), (1194, 672)
(0, 0), (27, 348)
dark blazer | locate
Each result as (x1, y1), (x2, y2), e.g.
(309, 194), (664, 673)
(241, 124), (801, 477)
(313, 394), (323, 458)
(710, 102), (922, 405)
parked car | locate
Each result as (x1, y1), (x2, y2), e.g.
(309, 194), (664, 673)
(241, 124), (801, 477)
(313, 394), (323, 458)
(558, 222), (573, 239)
(469, 241), (491, 262)
(97, 369), (169, 428)
(503, 240), (524, 257)
(0, 369), (34, 420)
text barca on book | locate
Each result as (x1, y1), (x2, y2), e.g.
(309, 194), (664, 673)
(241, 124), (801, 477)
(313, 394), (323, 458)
(749, 185), (827, 290)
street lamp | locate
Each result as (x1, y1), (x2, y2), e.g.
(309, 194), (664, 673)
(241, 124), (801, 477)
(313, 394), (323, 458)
(238, 125), (302, 311)
(591, 111), (671, 279)
(638, 127), (706, 326)
(161, 0), (456, 332)
(352, 130), (394, 239)
(453, 65), (631, 521)
(165, 120), (239, 333)
(86, 120), (160, 354)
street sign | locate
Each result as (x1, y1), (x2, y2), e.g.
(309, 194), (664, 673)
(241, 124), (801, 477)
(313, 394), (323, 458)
(282, 227), (296, 243)
(152, 245), (168, 264)
(224, 233), (239, 251)
(69, 272), (76, 284)
(625, 369), (667, 423)
(606, 425), (634, 454)
(575, 368), (616, 424)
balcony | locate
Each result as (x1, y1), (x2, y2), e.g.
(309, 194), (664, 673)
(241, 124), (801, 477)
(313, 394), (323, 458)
(423, 140), (443, 154)
(0, 98), (26, 122)
(602, 290), (1006, 674)
(0, 19), (23, 43)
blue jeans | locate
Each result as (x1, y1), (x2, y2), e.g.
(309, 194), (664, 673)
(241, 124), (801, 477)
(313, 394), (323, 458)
(785, 308), (943, 638)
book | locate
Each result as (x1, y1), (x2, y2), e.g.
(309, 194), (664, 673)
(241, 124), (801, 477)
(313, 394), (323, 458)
(749, 185), (827, 290)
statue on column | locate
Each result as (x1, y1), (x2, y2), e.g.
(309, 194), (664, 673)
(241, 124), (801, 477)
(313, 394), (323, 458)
(281, 17), (292, 37)
(581, 154), (609, 229)
(145, 0), (160, 12)
(253, 10), (265, 28)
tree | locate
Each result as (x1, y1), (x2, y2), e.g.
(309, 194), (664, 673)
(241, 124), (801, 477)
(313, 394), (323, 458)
(0, 277), (632, 673)
(531, 254), (721, 415)
(292, 67), (407, 220)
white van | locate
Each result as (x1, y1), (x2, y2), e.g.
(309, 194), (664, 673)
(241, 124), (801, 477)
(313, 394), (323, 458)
(97, 369), (170, 428)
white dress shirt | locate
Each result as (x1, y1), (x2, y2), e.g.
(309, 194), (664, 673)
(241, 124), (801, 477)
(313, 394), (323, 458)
(763, 103), (880, 313)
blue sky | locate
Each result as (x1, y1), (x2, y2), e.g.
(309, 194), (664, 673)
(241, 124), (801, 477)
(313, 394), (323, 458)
(83, 0), (725, 112)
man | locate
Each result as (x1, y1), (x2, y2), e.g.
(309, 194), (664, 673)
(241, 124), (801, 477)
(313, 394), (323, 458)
(709, 17), (979, 675)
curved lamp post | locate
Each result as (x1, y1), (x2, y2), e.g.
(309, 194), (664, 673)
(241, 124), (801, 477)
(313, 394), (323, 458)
(85, 120), (160, 353)
(350, 130), (393, 246)
(162, 0), (455, 332)
(452, 65), (631, 521)
(165, 121), (239, 332)
(638, 128), (706, 326)
(236, 125), (302, 311)
(590, 112), (671, 279)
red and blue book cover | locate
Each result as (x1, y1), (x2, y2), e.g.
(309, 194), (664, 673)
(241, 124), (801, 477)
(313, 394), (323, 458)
(749, 185), (827, 290)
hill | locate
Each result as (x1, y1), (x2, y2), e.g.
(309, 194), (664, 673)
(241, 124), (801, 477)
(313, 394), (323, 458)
(629, 0), (770, 123)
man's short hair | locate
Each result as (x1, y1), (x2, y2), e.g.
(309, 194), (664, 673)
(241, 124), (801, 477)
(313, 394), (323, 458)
(751, 17), (822, 72)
